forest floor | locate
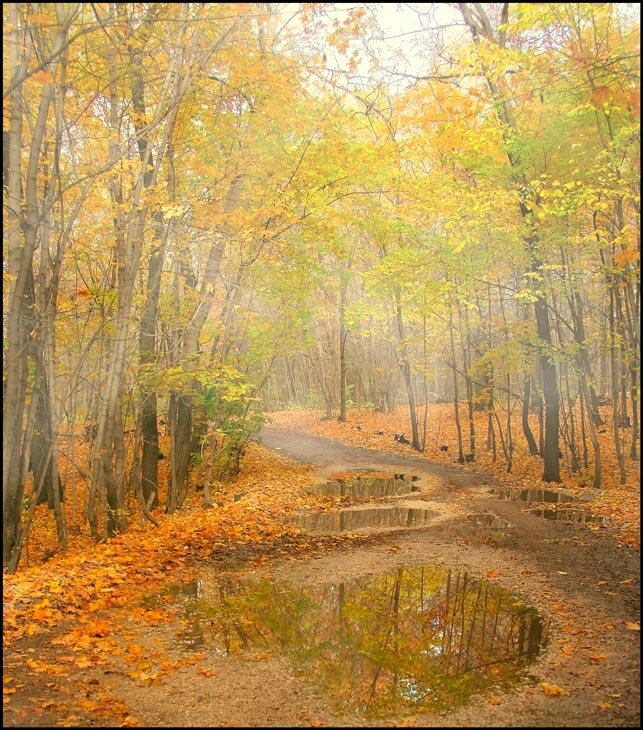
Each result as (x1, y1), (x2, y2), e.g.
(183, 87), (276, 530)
(3, 407), (640, 728)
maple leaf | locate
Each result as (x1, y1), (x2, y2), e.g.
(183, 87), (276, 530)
(625, 621), (639, 631)
(540, 682), (564, 696)
(196, 667), (217, 677)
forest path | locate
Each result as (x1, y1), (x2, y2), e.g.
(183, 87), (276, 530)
(254, 426), (641, 728)
(3, 430), (640, 728)
(260, 425), (489, 487)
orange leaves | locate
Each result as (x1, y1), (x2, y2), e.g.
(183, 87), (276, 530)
(232, 3), (252, 15)
(614, 245), (639, 267)
(33, 70), (54, 85)
(540, 682), (565, 696)
(590, 85), (614, 108)
(26, 658), (65, 675)
(80, 618), (111, 637)
(590, 84), (639, 113)
(625, 621), (639, 631)
(140, 608), (172, 625)
(32, 601), (63, 626)
(588, 653), (607, 663)
(196, 667), (218, 677)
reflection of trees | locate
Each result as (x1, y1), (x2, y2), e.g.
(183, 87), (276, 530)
(176, 566), (546, 717)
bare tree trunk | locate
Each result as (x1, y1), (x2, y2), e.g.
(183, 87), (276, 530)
(4, 6), (78, 565)
(522, 376), (539, 456)
(394, 291), (420, 450)
(579, 378), (602, 488)
(608, 287), (627, 484)
(338, 266), (348, 423)
(448, 302), (464, 463)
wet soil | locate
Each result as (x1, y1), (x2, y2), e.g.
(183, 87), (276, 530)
(3, 427), (640, 728)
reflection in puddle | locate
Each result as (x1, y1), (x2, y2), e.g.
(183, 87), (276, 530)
(310, 474), (420, 498)
(292, 506), (437, 532)
(151, 566), (546, 718)
(531, 508), (607, 526)
(492, 487), (576, 503)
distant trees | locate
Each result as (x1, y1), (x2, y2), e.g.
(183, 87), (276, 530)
(3, 3), (639, 570)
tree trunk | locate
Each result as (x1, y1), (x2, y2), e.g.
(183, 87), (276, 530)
(457, 3), (560, 482)
(448, 302), (464, 463)
(395, 290), (420, 450)
(338, 267), (348, 423)
(522, 376), (539, 456)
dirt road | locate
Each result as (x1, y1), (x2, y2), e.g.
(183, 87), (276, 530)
(261, 426), (489, 487)
(256, 427), (640, 727)
(4, 429), (640, 728)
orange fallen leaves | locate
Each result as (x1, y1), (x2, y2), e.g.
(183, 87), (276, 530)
(196, 667), (218, 677)
(589, 653), (607, 663)
(540, 682), (565, 696)
(26, 658), (65, 675)
(2, 419), (638, 727)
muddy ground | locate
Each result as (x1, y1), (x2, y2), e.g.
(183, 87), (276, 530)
(3, 427), (640, 727)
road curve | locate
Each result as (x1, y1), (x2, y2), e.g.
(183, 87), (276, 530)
(260, 426), (489, 489)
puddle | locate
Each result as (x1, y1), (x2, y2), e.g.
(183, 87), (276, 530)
(149, 565), (546, 718)
(531, 508), (608, 526)
(468, 513), (514, 547)
(309, 474), (420, 498)
(492, 487), (576, 503)
(292, 506), (437, 532)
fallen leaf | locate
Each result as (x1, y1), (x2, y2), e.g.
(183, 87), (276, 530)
(251, 651), (270, 661)
(540, 682), (564, 696)
(485, 569), (499, 578)
(589, 653), (607, 663)
(596, 701), (612, 710)
(625, 622), (640, 631)
(488, 696), (502, 705)
(196, 667), (217, 677)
